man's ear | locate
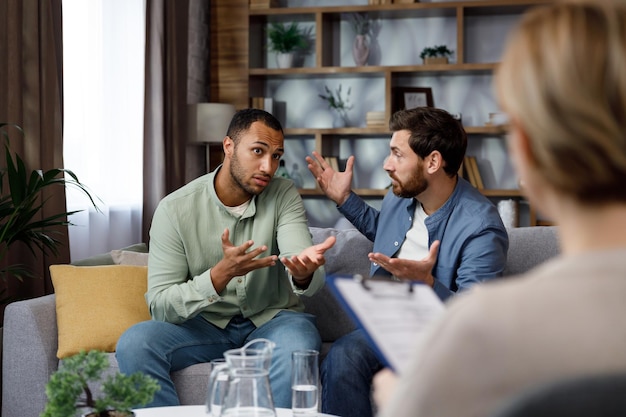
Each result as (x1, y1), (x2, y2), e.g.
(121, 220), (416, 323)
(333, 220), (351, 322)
(425, 150), (442, 174)
(223, 136), (234, 157)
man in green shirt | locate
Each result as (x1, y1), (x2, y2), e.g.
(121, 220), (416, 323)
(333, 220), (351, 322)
(116, 108), (336, 408)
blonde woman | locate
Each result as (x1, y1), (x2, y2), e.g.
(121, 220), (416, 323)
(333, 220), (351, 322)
(373, 1), (626, 417)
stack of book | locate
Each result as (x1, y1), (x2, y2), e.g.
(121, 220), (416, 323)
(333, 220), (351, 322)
(249, 0), (278, 9)
(366, 111), (386, 128)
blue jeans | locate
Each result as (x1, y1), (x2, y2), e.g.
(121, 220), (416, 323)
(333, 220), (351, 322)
(321, 329), (383, 417)
(116, 310), (321, 408)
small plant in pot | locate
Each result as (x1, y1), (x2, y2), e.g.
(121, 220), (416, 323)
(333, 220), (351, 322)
(319, 84), (353, 128)
(419, 45), (453, 65)
(267, 22), (309, 68)
(41, 350), (160, 417)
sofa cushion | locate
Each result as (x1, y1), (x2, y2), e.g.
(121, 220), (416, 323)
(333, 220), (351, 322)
(305, 227), (373, 348)
(50, 264), (151, 358)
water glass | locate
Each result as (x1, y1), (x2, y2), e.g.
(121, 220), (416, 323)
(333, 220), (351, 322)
(206, 358), (229, 417)
(291, 350), (319, 416)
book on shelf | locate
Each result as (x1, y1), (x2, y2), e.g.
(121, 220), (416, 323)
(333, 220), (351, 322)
(249, 0), (278, 9)
(463, 156), (484, 190)
(249, 97), (274, 115)
(463, 156), (476, 187)
(366, 111), (387, 128)
(324, 156), (340, 173)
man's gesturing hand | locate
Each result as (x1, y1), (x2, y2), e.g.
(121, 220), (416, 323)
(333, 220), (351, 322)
(306, 151), (354, 207)
(282, 236), (336, 288)
(368, 240), (441, 287)
(210, 228), (278, 293)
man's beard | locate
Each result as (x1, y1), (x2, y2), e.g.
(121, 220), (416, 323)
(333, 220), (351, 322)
(229, 150), (267, 197)
(391, 167), (427, 198)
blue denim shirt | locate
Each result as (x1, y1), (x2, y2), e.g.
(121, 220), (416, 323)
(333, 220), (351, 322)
(338, 177), (508, 301)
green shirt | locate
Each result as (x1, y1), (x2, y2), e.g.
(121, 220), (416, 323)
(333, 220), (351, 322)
(146, 168), (325, 328)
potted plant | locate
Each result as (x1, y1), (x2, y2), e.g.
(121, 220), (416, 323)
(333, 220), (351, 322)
(318, 84), (353, 128)
(41, 350), (160, 417)
(267, 22), (309, 68)
(419, 45), (453, 65)
(0, 124), (99, 304)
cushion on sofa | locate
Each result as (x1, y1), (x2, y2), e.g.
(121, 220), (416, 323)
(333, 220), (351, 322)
(50, 264), (151, 358)
(305, 227), (373, 348)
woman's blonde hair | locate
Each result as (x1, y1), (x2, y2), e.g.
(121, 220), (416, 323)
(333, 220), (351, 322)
(495, 0), (626, 204)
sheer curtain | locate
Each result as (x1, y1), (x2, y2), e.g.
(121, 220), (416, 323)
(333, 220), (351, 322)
(63, 0), (146, 261)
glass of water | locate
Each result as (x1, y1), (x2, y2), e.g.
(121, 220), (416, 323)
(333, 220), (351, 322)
(206, 358), (229, 417)
(291, 350), (319, 416)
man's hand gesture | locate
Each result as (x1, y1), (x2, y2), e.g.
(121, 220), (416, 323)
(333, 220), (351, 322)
(282, 236), (336, 288)
(210, 228), (279, 292)
(306, 151), (354, 206)
(368, 240), (441, 287)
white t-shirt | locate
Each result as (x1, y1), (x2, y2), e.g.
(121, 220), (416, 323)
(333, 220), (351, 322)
(396, 202), (430, 262)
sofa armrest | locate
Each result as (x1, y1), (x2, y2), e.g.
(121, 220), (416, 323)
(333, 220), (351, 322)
(2, 294), (59, 417)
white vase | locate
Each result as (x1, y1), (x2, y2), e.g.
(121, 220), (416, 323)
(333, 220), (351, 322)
(333, 112), (348, 128)
(275, 52), (294, 69)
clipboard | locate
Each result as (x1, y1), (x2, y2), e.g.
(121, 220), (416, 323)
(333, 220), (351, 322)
(326, 274), (446, 372)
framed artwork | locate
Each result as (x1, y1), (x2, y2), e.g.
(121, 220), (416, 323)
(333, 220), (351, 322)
(392, 87), (434, 113)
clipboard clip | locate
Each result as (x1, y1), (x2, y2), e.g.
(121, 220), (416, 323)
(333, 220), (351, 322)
(354, 274), (415, 294)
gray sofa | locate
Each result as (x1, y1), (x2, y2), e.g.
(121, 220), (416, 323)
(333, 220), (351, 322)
(2, 226), (560, 417)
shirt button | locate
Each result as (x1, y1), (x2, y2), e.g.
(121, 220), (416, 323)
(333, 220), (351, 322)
(237, 278), (242, 283)
(409, 216), (412, 221)
(394, 241), (399, 246)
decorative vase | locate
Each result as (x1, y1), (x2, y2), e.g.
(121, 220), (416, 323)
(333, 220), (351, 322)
(352, 34), (370, 66)
(332, 111), (348, 128)
(276, 52), (295, 69)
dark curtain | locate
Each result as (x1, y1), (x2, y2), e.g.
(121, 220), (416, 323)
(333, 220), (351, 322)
(142, 0), (190, 245)
(0, 0), (67, 308)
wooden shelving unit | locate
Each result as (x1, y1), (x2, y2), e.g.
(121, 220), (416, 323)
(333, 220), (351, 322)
(210, 0), (549, 225)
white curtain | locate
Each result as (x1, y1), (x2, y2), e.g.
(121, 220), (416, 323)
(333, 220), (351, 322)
(63, 0), (146, 261)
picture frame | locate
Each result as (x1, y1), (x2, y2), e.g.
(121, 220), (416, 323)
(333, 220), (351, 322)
(392, 87), (434, 113)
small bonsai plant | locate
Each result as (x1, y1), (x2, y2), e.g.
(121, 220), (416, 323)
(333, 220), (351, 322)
(267, 22), (308, 54)
(420, 45), (453, 63)
(41, 350), (160, 417)
(319, 84), (353, 126)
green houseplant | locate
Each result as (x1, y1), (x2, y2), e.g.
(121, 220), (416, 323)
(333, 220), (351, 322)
(0, 123), (99, 304)
(41, 350), (160, 417)
(267, 22), (309, 68)
(419, 45), (453, 64)
(319, 84), (353, 127)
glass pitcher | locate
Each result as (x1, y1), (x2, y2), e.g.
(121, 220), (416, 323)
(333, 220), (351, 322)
(211, 338), (277, 417)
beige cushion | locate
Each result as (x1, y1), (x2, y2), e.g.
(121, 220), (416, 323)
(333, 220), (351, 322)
(50, 264), (150, 359)
(110, 249), (149, 266)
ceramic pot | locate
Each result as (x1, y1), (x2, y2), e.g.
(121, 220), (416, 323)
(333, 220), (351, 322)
(424, 56), (449, 65)
(275, 52), (295, 68)
(83, 411), (134, 417)
(352, 34), (370, 66)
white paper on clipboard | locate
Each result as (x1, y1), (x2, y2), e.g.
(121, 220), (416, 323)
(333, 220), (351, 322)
(326, 274), (446, 372)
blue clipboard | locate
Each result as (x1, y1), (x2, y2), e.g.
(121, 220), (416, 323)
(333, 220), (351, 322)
(325, 274), (445, 372)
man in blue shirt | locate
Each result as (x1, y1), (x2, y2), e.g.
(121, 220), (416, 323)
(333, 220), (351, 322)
(306, 106), (508, 417)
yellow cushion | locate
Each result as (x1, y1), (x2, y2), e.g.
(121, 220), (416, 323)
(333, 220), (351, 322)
(50, 264), (151, 359)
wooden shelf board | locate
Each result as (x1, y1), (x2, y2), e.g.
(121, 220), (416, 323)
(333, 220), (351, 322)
(249, 63), (497, 76)
(249, 0), (550, 17)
